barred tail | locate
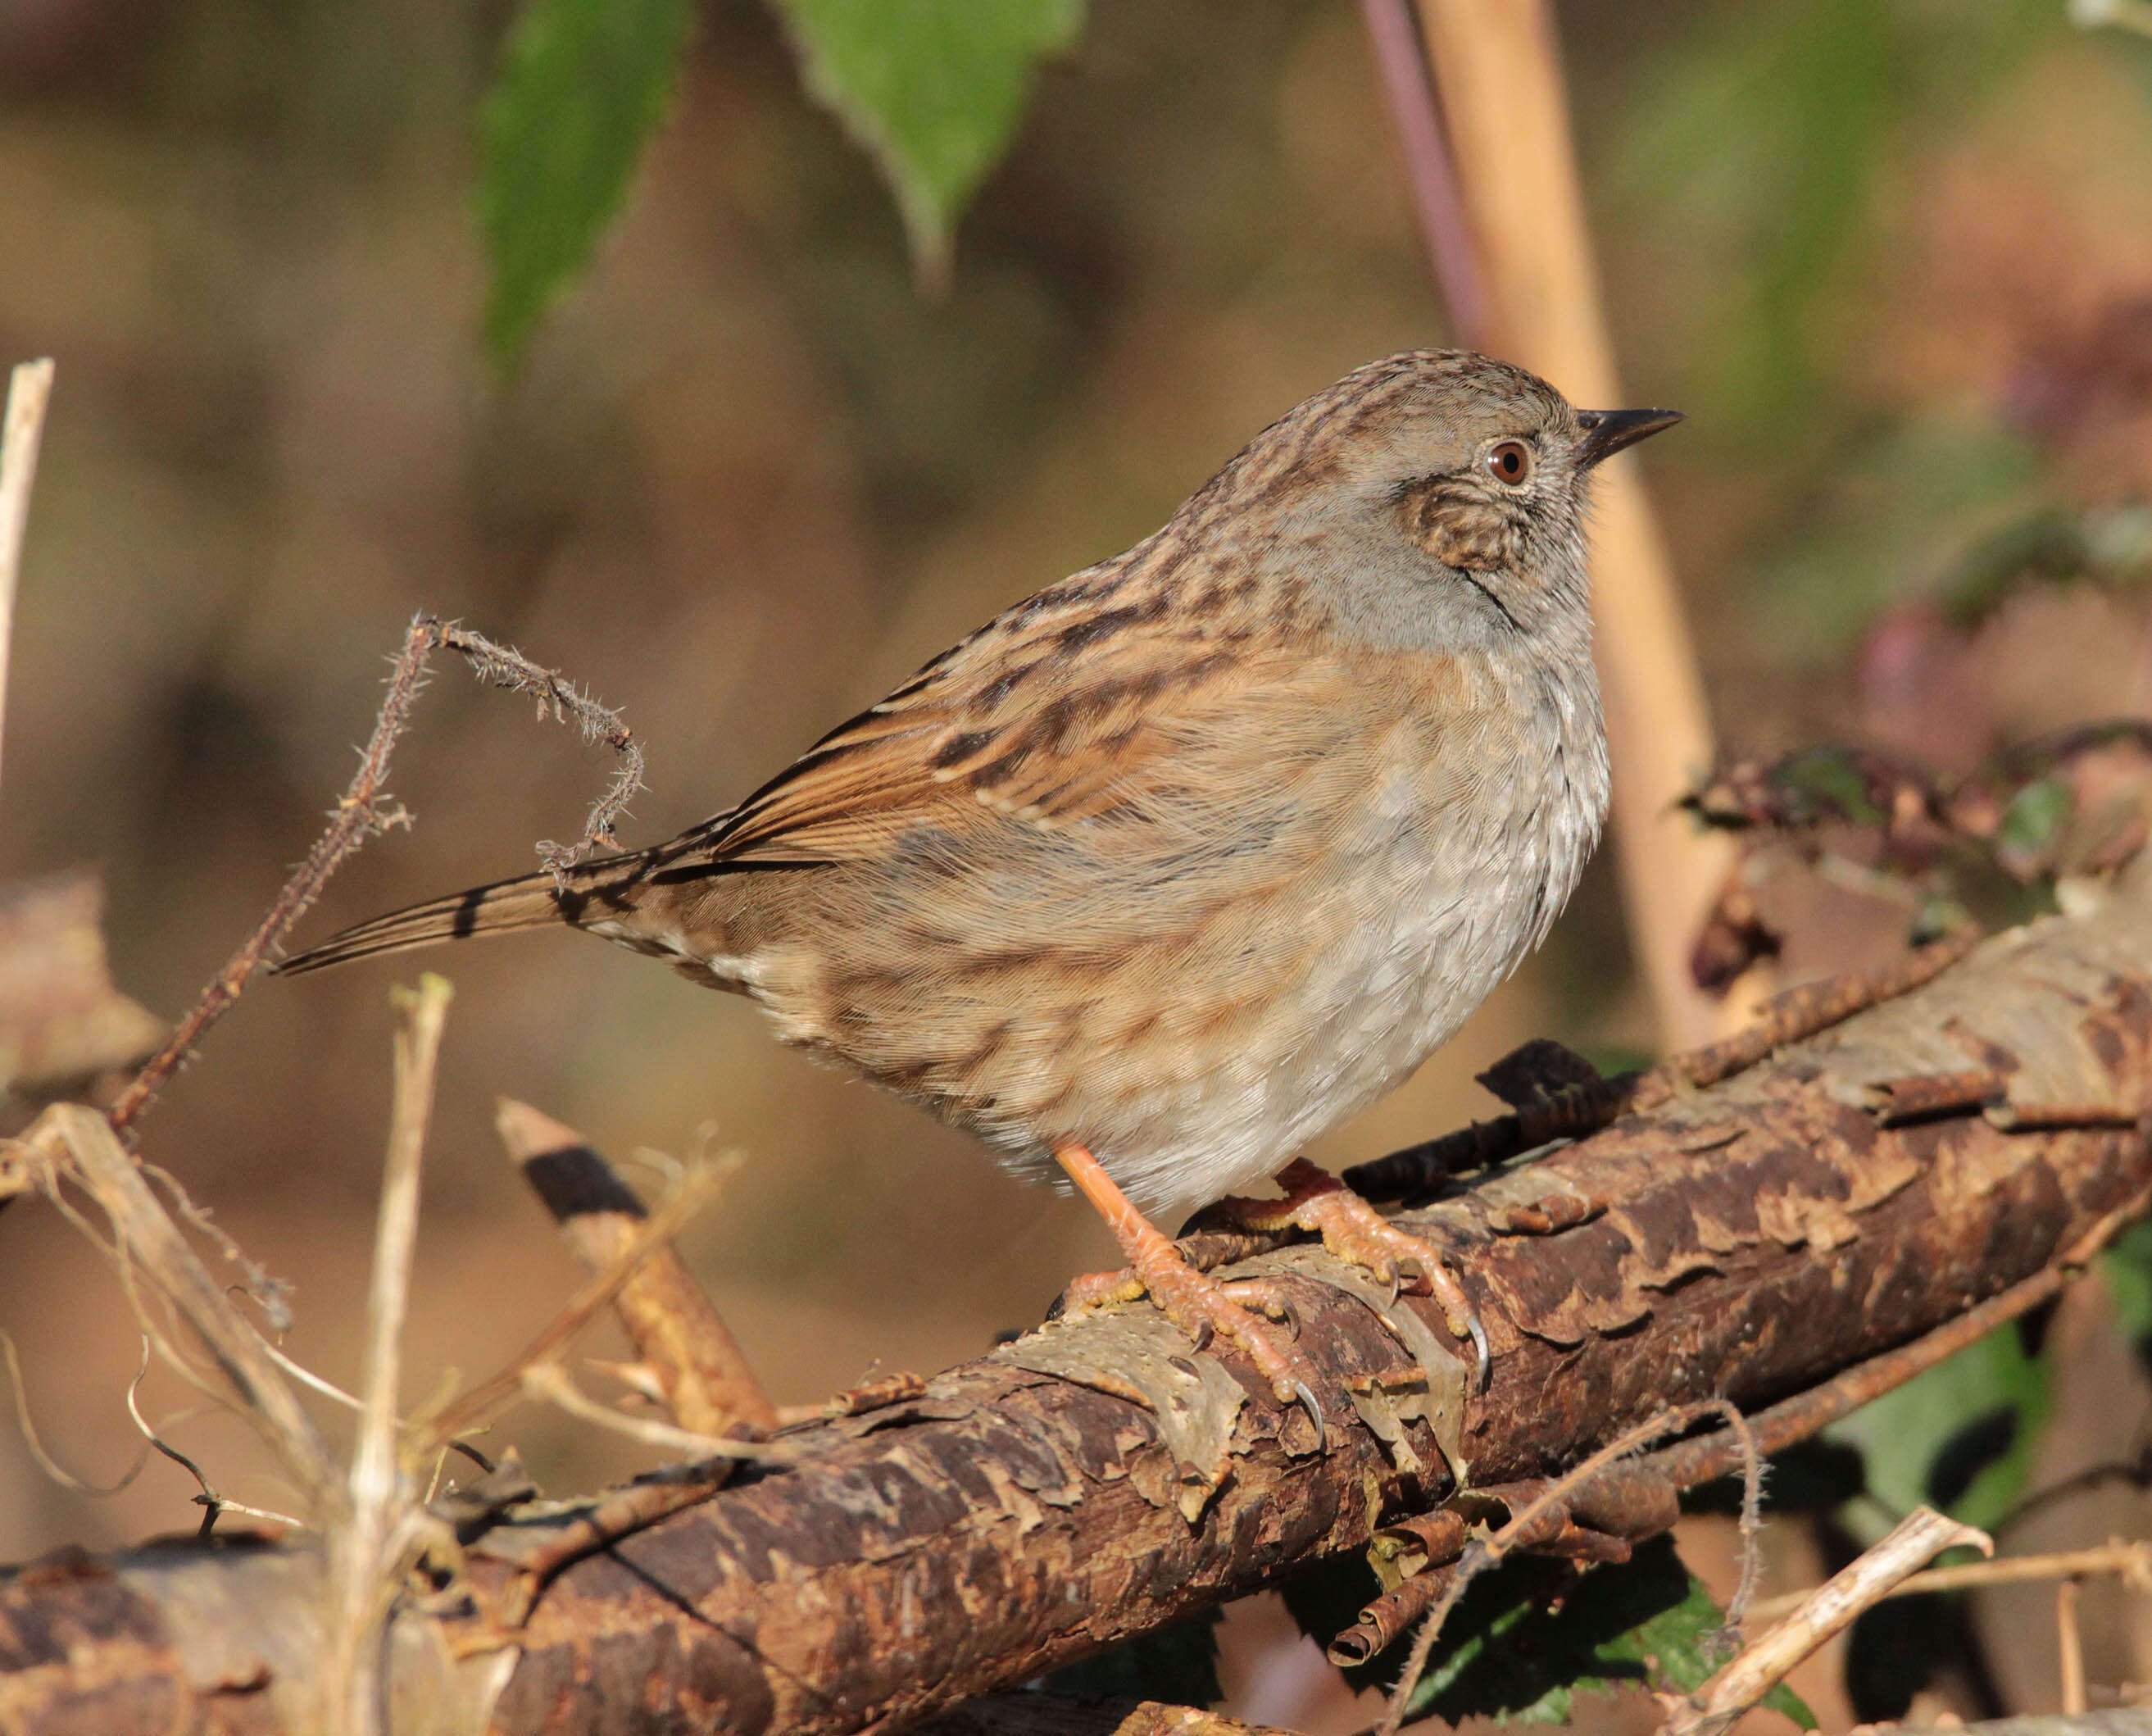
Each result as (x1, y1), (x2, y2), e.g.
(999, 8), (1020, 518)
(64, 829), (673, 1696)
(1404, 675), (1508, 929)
(271, 871), (574, 976)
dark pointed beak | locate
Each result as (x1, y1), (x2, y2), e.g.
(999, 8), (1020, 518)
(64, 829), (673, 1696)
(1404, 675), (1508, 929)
(1576, 407), (1683, 468)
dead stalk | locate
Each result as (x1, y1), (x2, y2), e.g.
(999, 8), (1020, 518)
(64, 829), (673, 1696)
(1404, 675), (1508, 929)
(419, 1153), (738, 1449)
(520, 1361), (794, 1462)
(497, 1097), (777, 1434)
(0, 357), (54, 801)
(323, 974), (453, 1736)
(1746, 1538), (2152, 1625)
(1409, 0), (1733, 1047)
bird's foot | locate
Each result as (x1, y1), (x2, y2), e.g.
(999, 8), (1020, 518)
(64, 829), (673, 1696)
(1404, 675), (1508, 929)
(1203, 1158), (1491, 1389)
(1060, 1242), (1322, 1430)
(1052, 1144), (1324, 1434)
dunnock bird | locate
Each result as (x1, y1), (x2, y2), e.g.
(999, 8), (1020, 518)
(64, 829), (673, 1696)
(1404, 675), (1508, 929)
(279, 351), (1678, 1415)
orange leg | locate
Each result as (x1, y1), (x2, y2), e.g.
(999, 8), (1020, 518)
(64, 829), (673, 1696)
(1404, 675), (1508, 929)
(1056, 1144), (1323, 1427)
(1207, 1158), (1491, 1388)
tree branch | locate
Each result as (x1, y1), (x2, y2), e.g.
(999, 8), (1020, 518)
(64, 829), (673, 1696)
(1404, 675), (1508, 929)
(10, 864), (2152, 1733)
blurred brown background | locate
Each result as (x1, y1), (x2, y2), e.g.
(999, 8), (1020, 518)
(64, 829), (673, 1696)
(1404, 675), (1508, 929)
(8, 0), (2152, 1723)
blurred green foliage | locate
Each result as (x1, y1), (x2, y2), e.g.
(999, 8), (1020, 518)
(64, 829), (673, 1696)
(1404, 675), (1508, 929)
(1617, 0), (2054, 429)
(1830, 1318), (2052, 1538)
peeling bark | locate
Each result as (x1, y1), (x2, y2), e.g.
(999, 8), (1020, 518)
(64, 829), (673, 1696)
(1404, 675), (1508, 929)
(10, 874), (2152, 1735)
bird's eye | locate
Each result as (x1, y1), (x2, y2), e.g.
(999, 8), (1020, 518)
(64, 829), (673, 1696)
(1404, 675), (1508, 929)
(1486, 440), (1533, 486)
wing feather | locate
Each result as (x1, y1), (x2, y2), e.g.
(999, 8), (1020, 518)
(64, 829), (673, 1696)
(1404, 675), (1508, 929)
(674, 573), (1312, 867)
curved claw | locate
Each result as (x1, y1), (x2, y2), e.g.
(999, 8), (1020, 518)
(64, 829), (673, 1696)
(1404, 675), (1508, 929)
(1464, 1311), (1492, 1393)
(1374, 1258), (1402, 1307)
(1270, 1293), (1302, 1338)
(1291, 1381), (1327, 1452)
(1189, 1316), (1215, 1356)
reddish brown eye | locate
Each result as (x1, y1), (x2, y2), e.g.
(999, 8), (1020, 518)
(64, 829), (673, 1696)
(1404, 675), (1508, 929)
(1486, 440), (1532, 485)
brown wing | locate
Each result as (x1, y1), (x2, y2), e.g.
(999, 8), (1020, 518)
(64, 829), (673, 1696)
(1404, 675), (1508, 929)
(676, 579), (1310, 868)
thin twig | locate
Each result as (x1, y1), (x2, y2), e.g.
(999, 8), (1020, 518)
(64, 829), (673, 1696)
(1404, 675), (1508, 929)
(121, 1355), (305, 1538)
(107, 615), (440, 1134)
(107, 612), (643, 1134)
(324, 974), (452, 1736)
(143, 1161), (293, 1333)
(488, 1450), (747, 1629)
(1348, 928), (1982, 1201)
(1380, 1401), (1731, 1735)
(0, 357), (55, 802)
(428, 619), (645, 880)
(1663, 1507), (1992, 1736)
(1720, 1405), (1765, 1647)
(1632, 926), (1982, 1108)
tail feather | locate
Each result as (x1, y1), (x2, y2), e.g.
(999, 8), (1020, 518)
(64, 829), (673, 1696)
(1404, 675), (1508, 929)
(273, 870), (575, 976)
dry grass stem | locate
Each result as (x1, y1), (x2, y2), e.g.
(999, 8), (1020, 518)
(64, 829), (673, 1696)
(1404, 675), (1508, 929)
(27, 1103), (336, 1497)
(1746, 1538), (2152, 1625)
(322, 973), (453, 1736)
(0, 1329), (152, 1497)
(0, 357), (55, 801)
(420, 1152), (738, 1448)
(497, 1097), (777, 1434)
(519, 1361), (797, 1462)
(250, 1331), (363, 1411)
(2060, 1577), (2088, 1716)
(1662, 1506), (1992, 1736)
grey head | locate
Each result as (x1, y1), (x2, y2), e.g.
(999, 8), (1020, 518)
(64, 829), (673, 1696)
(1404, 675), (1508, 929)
(1188, 349), (1681, 652)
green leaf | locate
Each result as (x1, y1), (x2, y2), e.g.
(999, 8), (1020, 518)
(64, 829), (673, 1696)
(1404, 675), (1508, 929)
(1042, 1606), (1222, 1707)
(1830, 1317), (2050, 1536)
(1291, 1538), (1810, 1729)
(768, 0), (1084, 284)
(478, 0), (696, 366)
(1995, 777), (2073, 870)
(1775, 747), (1883, 826)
